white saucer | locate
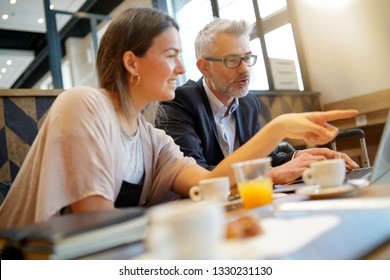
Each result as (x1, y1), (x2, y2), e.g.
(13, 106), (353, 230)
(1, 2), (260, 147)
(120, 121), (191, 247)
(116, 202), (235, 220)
(295, 184), (363, 199)
(193, 198), (243, 212)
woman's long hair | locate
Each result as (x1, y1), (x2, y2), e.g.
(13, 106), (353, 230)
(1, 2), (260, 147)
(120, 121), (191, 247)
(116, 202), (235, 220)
(96, 8), (179, 120)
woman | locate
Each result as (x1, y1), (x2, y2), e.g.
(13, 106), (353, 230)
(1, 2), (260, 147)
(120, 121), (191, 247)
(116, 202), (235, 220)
(0, 8), (357, 230)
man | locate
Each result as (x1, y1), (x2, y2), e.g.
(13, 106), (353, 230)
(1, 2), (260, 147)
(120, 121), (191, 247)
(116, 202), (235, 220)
(157, 18), (358, 185)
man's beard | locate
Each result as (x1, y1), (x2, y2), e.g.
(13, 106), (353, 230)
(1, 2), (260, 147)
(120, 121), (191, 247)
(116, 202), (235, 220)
(210, 75), (250, 98)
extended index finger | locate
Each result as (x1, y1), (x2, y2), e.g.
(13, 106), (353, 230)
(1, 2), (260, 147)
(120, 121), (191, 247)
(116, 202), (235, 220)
(320, 110), (358, 122)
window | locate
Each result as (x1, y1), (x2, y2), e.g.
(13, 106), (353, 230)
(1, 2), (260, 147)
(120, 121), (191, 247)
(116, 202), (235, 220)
(161, 0), (306, 91)
(258, 0), (287, 18)
(169, 0), (214, 83)
(249, 38), (269, 90)
(218, 0), (256, 22)
(265, 24), (303, 90)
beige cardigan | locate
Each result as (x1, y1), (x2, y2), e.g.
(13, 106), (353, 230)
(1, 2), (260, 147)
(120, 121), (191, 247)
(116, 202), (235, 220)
(0, 86), (196, 230)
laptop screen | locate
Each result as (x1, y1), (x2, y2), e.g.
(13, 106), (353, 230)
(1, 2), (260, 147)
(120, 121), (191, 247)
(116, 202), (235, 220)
(370, 111), (390, 184)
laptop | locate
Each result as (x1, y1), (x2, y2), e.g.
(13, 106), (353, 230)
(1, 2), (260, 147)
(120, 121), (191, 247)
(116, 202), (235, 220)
(274, 111), (390, 193)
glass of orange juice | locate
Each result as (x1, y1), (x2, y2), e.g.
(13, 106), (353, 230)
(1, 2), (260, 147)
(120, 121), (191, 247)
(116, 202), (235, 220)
(232, 158), (273, 209)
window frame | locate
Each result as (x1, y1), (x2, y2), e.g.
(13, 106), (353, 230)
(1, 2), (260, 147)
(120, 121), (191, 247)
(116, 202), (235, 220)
(153, 0), (310, 91)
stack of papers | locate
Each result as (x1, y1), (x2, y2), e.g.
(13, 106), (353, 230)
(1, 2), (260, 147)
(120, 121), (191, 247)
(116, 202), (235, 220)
(0, 208), (148, 260)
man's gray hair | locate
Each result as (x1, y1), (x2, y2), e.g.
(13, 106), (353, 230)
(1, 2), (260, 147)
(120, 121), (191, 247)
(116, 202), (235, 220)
(195, 18), (254, 59)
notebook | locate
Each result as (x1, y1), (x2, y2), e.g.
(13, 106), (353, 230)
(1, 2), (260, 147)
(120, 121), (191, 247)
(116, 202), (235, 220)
(0, 207), (148, 260)
(274, 111), (390, 193)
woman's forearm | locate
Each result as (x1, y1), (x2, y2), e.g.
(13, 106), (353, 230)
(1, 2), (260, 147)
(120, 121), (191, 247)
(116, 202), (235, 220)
(207, 120), (284, 185)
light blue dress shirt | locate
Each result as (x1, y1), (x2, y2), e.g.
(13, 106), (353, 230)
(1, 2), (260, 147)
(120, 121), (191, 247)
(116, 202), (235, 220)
(202, 79), (240, 157)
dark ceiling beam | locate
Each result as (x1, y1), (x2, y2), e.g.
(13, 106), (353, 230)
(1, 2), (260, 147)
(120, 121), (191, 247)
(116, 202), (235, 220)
(44, 0), (63, 88)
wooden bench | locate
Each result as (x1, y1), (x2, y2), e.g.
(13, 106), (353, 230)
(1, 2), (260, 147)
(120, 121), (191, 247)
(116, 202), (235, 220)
(0, 89), (63, 183)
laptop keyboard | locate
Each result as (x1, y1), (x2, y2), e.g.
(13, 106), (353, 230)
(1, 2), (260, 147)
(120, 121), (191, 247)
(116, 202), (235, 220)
(345, 167), (373, 180)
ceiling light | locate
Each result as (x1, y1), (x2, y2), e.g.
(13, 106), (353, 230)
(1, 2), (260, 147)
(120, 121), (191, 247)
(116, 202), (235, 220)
(6, 60), (12, 65)
(2, 14), (9, 20)
(10, 0), (17, 5)
(37, 18), (45, 24)
(0, 49), (35, 88)
(1, 68), (6, 74)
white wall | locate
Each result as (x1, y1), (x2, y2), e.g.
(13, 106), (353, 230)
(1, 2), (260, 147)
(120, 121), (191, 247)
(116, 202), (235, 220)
(292, 0), (390, 105)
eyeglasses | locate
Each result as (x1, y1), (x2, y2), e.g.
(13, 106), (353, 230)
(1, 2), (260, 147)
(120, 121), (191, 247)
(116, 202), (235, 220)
(204, 54), (257, 69)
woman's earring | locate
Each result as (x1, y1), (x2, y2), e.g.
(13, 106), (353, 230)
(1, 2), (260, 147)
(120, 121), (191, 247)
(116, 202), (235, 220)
(130, 73), (141, 86)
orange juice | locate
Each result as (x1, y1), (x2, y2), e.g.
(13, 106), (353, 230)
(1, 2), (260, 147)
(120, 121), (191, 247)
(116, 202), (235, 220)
(238, 178), (273, 209)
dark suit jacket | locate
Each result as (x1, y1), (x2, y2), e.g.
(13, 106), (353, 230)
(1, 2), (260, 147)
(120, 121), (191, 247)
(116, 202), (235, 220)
(158, 78), (294, 170)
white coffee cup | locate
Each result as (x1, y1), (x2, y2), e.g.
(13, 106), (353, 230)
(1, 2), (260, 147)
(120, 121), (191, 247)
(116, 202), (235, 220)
(189, 177), (230, 202)
(146, 200), (224, 259)
(302, 158), (346, 188)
